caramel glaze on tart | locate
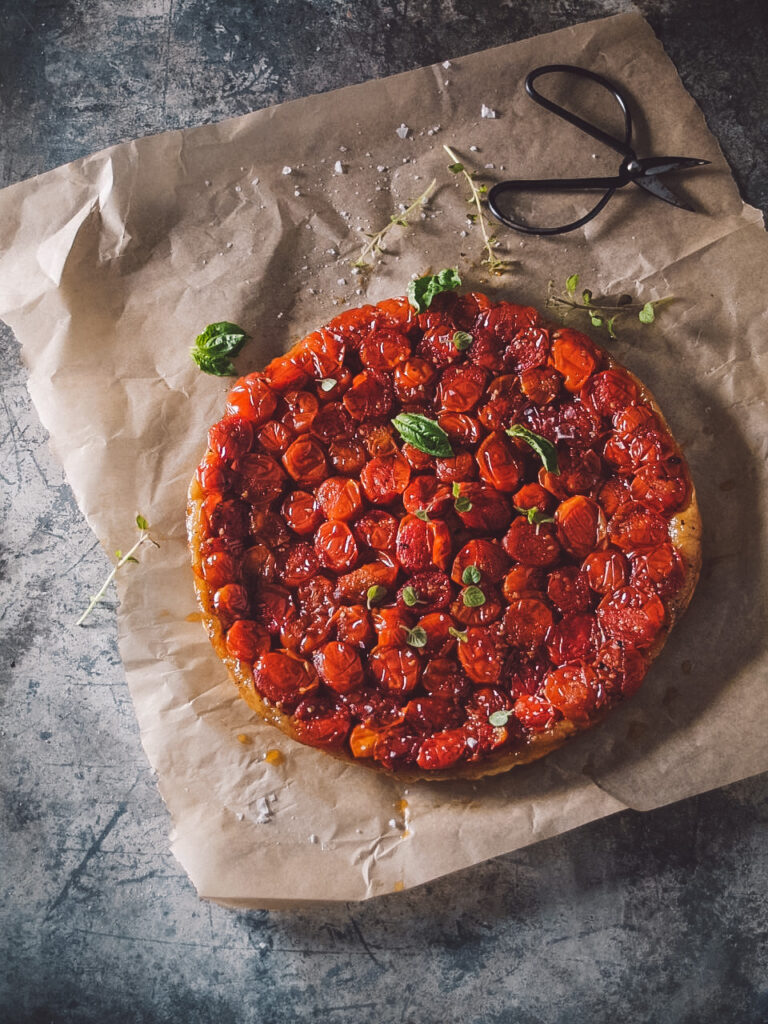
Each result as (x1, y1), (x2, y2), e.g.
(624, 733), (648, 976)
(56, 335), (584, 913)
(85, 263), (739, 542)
(188, 289), (701, 780)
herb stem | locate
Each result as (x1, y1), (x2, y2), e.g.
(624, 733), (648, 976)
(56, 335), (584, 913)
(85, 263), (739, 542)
(351, 178), (437, 270)
(76, 524), (156, 626)
(443, 144), (510, 276)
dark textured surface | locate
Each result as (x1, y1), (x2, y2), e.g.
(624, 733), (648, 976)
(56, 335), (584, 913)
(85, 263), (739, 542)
(1, 1), (767, 1022)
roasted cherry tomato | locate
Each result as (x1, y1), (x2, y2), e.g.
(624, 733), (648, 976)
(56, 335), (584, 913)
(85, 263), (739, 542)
(314, 520), (359, 573)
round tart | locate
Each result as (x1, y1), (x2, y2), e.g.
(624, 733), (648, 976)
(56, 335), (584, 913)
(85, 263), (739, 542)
(188, 286), (701, 780)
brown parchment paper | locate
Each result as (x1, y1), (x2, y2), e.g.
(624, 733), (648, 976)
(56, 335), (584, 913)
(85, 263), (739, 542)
(1, 13), (767, 907)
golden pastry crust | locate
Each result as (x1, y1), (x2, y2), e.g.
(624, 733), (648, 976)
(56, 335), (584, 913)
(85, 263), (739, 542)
(188, 292), (701, 780)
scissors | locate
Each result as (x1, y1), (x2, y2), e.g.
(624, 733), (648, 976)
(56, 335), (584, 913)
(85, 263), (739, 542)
(487, 64), (710, 236)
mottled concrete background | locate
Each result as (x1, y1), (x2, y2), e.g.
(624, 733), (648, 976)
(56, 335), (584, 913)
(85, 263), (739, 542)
(1, 1), (767, 1022)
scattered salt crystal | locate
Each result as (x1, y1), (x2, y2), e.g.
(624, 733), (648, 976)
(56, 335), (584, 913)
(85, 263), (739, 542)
(377, 165), (387, 172)
(469, 145), (479, 152)
(460, 230), (467, 237)
(282, 166), (292, 175)
(333, 160), (345, 174)
(388, 818), (398, 828)
(481, 104), (497, 119)
(337, 278), (346, 286)
(308, 834), (319, 844)
(226, 241), (233, 249)
(276, 312), (284, 319)
(484, 163), (495, 169)
(396, 123), (410, 139)
(442, 60), (451, 69)
(236, 812), (244, 821)
(326, 247), (338, 255)
(255, 796), (272, 824)
(234, 185), (242, 192)
(339, 145), (348, 152)
(204, 179), (211, 187)
(294, 189), (301, 197)
(444, 80), (450, 87)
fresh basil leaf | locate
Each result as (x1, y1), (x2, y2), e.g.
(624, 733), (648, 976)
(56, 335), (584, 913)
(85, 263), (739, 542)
(406, 268), (462, 314)
(448, 626), (468, 643)
(461, 565), (481, 585)
(452, 330), (473, 351)
(565, 273), (579, 296)
(319, 377), (337, 392)
(488, 709), (513, 727)
(638, 301), (655, 324)
(506, 424), (559, 475)
(392, 412), (454, 458)
(401, 586), (421, 607)
(401, 624), (428, 648)
(366, 584), (387, 609)
(462, 585), (486, 608)
(191, 321), (248, 377)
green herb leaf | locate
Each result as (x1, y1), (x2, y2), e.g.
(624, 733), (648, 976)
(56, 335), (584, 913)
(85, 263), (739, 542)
(414, 508), (431, 522)
(452, 330), (473, 352)
(136, 515), (149, 531)
(462, 585), (486, 608)
(488, 709), (513, 727)
(606, 315), (618, 339)
(565, 273), (579, 297)
(448, 162), (465, 174)
(638, 301), (655, 324)
(401, 586), (421, 607)
(401, 624), (428, 648)
(406, 268), (462, 314)
(366, 584), (387, 609)
(115, 549), (122, 559)
(590, 315), (603, 328)
(516, 505), (556, 528)
(125, 556), (140, 565)
(506, 424), (559, 475)
(461, 565), (482, 585)
(392, 412), (454, 458)
(190, 321), (248, 377)
(319, 377), (337, 392)
(448, 626), (468, 643)
(454, 496), (473, 513)
(582, 289), (593, 306)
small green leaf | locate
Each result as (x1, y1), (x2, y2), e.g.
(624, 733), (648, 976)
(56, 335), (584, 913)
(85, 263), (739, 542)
(462, 585), (486, 608)
(582, 289), (593, 306)
(506, 424), (559, 475)
(454, 496), (473, 513)
(488, 709), (513, 727)
(638, 302), (655, 324)
(190, 321), (248, 377)
(366, 584), (387, 609)
(319, 377), (337, 392)
(452, 330), (473, 352)
(414, 508), (431, 522)
(606, 316), (618, 339)
(406, 268), (462, 314)
(401, 586), (421, 607)
(115, 549), (122, 559)
(392, 412), (454, 458)
(448, 162), (465, 174)
(516, 506), (555, 528)
(461, 565), (482, 585)
(401, 624), (428, 648)
(448, 626), (468, 643)
(136, 515), (149, 531)
(125, 556), (140, 565)
(451, 482), (461, 498)
(590, 315), (603, 328)
(565, 273), (579, 296)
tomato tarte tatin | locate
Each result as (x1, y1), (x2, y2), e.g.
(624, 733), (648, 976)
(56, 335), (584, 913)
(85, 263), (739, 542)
(188, 279), (701, 780)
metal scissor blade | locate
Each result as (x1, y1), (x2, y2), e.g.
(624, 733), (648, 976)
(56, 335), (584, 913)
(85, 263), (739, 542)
(638, 156), (711, 175)
(632, 174), (696, 212)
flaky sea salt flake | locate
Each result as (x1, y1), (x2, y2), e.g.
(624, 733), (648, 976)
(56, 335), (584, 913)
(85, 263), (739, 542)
(481, 104), (497, 119)
(396, 123), (410, 139)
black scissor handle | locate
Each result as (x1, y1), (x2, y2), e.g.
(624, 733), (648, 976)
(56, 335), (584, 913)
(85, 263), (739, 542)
(525, 64), (634, 159)
(487, 183), (616, 236)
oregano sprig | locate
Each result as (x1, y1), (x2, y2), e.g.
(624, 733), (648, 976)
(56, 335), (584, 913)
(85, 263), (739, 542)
(351, 178), (437, 274)
(76, 515), (159, 626)
(443, 144), (512, 276)
(549, 274), (673, 339)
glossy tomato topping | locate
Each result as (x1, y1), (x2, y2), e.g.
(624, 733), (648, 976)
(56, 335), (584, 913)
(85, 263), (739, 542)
(195, 289), (693, 771)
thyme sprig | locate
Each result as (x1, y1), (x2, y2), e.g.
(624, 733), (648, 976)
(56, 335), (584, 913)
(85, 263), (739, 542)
(548, 274), (673, 339)
(76, 515), (159, 626)
(351, 178), (437, 274)
(443, 144), (512, 277)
